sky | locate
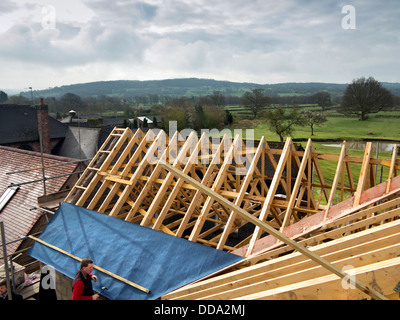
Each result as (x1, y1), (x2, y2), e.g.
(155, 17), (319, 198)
(0, 0), (399, 92)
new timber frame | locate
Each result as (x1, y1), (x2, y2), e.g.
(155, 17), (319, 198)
(64, 127), (400, 258)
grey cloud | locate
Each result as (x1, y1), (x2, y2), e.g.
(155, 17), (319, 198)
(0, 18), (147, 67)
(0, 0), (19, 15)
(56, 22), (82, 40)
(82, 0), (158, 25)
(1, 0), (400, 89)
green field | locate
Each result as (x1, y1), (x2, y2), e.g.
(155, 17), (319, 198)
(225, 113), (400, 144)
(220, 110), (400, 203)
(253, 116), (400, 142)
(223, 104), (400, 143)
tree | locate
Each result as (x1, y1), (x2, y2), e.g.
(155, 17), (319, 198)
(265, 106), (303, 142)
(192, 104), (205, 131)
(60, 93), (86, 113)
(241, 89), (270, 119)
(160, 97), (191, 131)
(302, 110), (327, 136)
(0, 91), (8, 103)
(314, 92), (332, 110)
(5, 94), (30, 105)
(224, 109), (233, 125)
(339, 77), (393, 120)
(202, 105), (225, 129)
(210, 91), (226, 108)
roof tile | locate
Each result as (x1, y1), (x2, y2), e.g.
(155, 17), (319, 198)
(0, 146), (79, 253)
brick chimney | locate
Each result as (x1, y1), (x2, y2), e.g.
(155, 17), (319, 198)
(36, 98), (51, 154)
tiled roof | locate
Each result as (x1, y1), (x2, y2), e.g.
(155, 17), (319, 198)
(0, 105), (68, 144)
(0, 146), (79, 254)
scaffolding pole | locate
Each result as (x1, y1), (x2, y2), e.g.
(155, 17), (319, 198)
(0, 222), (12, 300)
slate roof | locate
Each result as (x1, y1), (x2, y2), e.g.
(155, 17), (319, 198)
(0, 146), (79, 254)
(0, 104), (68, 144)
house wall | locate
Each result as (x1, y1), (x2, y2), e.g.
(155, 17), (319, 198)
(55, 270), (73, 300)
(38, 263), (73, 300)
(2, 138), (63, 154)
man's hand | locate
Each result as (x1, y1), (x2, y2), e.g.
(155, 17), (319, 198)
(92, 293), (99, 300)
(91, 275), (98, 282)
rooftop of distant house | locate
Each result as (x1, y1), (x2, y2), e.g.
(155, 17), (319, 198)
(0, 104), (67, 145)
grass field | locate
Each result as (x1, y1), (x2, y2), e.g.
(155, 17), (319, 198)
(222, 109), (400, 203)
(253, 116), (400, 142)
(224, 104), (400, 142)
(227, 114), (400, 144)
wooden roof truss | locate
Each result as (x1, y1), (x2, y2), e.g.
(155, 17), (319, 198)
(64, 127), (400, 260)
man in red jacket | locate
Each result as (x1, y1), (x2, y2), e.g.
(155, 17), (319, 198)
(72, 258), (99, 300)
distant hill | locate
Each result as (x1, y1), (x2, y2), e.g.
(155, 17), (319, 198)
(20, 78), (400, 99)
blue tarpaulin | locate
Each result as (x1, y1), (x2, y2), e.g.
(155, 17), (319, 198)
(28, 202), (243, 300)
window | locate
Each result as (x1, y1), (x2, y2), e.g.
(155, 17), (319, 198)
(0, 186), (19, 212)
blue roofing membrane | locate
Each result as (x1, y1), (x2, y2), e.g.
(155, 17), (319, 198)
(29, 202), (243, 300)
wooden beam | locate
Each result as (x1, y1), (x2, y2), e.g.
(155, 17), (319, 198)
(280, 139), (312, 231)
(386, 144), (398, 194)
(175, 135), (230, 238)
(233, 257), (400, 300)
(163, 219), (400, 300)
(141, 131), (198, 228)
(257, 205), (400, 263)
(108, 130), (166, 217)
(346, 157), (355, 191)
(246, 137), (293, 256)
(233, 176), (400, 257)
(86, 128), (144, 211)
(248, 213), (400, 267)
(311, 147), (330, 203)
(189, 134), (242, 242)
(353, 142), (372, 207)
(323, 141), (347, 221)
(152, 131), (203, 230)
(65, 127), (134, 206)
(290, 142), (316, 212)
(124, 131), (179, 223)
(174, 242), (400, 300)
(160, 161), (388, 300)
(217, 137), (266, 250)
(29, 235), (150, 294)
(97, 129), (157, 214)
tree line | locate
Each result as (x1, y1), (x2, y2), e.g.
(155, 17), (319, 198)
(0, 88), (339, 115)
(1, 77), (398, 141)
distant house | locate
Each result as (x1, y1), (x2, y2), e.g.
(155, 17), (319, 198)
(61, 112), (104, 126)
(0, 103), (106, 162)
(56, 126), (101, 163)
(0, 104), (67, 154)
(136, 116), (153, 128)
(133, 116), (160, 129)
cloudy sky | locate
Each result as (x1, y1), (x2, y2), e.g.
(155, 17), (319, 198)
(0, 0), (399, 92)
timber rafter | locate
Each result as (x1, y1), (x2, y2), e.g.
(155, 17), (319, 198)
(65, 127), (400, 257)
